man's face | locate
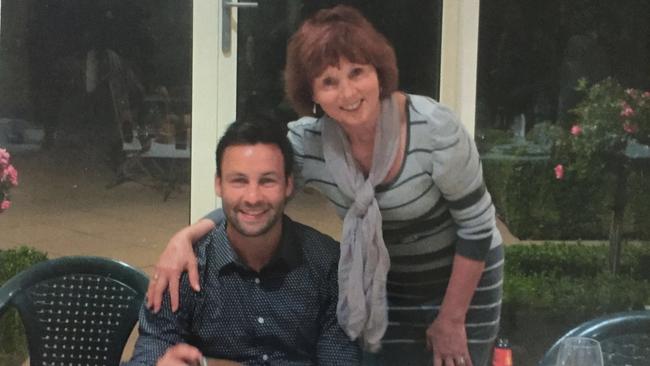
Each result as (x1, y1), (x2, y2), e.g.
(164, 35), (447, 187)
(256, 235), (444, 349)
(216, 143), (293, 239)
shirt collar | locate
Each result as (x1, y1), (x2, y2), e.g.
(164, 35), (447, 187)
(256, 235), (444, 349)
(210, 215), (303, 272)
(270, 215), (303, 269)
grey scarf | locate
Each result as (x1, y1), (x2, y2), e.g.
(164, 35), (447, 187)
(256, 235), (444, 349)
(322, 95), (400, 351)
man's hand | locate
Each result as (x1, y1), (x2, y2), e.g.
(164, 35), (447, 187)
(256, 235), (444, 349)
(156, 344), (244, 366)
(156, 344), (203, 366)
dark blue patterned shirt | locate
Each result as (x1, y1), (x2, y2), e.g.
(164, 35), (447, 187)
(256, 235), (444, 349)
(124, 215), (360, 365)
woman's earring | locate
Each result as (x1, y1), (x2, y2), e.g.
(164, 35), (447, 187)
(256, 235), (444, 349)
(313, 103), (317, 115)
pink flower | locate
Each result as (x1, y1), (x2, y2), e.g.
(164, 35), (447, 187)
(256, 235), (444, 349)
(0, 199), (10, 212)
(4, 164), (18, 186)
(0, 148), (9, 168)
(570, 124), (583, 136)
(554, 164), (564, 180)
(623, 122), (639, 134)
(643, 91), (650, 98)
(620, 102), (635, 118)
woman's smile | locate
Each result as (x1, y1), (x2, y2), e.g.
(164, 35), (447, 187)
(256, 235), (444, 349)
(341, 100), (362, 111)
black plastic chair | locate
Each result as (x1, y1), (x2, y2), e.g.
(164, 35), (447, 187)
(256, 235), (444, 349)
(539, 311), (650, 366)
(0, 256), (149, 366)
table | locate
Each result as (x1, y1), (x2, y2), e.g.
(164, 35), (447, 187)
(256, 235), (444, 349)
(108, 134), (190, 200)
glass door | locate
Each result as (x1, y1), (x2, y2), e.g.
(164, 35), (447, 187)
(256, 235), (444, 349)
(0, 0), (193, 262)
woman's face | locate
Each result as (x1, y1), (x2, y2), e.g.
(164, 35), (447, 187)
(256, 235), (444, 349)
(312, 58), (381, 129)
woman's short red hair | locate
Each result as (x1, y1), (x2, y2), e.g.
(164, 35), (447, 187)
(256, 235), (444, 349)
(284, 5), (399, 116)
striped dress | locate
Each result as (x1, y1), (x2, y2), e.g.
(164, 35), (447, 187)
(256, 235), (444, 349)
(288, 94), (503, 364)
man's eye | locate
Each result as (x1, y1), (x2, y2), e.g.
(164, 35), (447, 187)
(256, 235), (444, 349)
(260, 178), (278, 186)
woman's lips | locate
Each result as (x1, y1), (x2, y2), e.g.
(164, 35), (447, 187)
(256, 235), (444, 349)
(341, 99), (362, 111)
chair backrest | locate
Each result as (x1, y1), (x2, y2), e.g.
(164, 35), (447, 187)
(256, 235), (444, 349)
(538, 311), (650, 366)
(0, 256), (149, 366)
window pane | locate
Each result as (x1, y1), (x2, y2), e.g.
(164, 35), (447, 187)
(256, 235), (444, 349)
(477, 1), (650, 364)
(0, 1), (192, 270)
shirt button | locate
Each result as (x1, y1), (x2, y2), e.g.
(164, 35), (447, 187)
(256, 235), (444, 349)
(257, 317), (264, 324)
(254, 278), (260, 284)
(262, 354), (269, 361)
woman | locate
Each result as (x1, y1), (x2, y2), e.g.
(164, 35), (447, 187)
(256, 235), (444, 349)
(149, 6), (503, 366)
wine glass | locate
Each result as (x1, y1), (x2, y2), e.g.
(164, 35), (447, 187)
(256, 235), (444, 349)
(556, 336), (604, 366)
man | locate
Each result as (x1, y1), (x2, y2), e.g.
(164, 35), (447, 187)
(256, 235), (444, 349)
(124, 119), (360, 365)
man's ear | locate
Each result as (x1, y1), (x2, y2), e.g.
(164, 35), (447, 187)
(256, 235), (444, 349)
(215, 175), (222, 197)
(285, 175), (294, 198)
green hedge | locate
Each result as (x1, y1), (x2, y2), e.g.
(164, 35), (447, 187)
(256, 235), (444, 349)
(483, 155), (650, 240)
(0, 247), (48, 359)
(503, 242), (650, 320)
(505, 242), (650, 279)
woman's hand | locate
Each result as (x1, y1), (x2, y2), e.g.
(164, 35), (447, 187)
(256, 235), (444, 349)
(426, 315), (472, 366)
(146, 219), (215, 312)
(426, 254), (484, 366)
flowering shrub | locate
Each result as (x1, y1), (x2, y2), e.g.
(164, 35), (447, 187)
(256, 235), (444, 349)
(554, 78), (650, 180)
(0, 148), (18, 213)
(552, 78), (650, 272)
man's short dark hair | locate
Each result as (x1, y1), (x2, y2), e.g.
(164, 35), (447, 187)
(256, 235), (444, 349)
(215, 119), (293, 179)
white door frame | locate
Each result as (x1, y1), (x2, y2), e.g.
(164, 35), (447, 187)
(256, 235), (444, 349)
(190, 0), (237, 221)
(189, 0), (481, 222)
(439, 0), (481, 137)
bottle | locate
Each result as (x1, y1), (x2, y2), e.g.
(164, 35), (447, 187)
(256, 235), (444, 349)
(492, 338), (513, 366)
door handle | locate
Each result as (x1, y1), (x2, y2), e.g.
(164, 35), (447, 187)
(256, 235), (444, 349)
(224, 1), (258, 8)
(222, 0), (259, 53)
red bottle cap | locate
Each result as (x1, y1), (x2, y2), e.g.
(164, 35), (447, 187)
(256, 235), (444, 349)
(492, 346), (513, 366)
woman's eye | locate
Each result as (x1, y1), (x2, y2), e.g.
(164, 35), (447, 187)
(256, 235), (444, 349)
(322, 77), (336, 87)
(351, 67), (364, 77)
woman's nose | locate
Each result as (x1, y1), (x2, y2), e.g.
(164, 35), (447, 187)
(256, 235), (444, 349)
(339, 79), (355, 98)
